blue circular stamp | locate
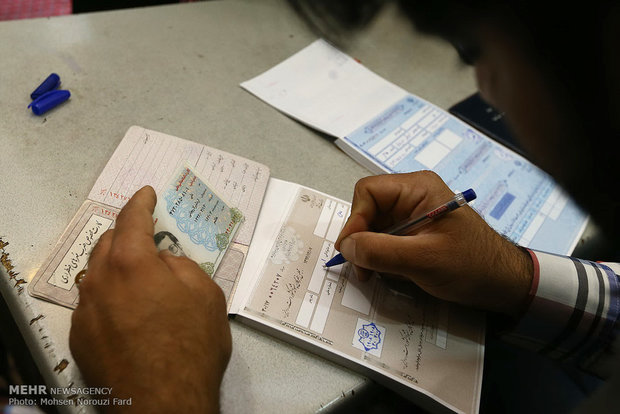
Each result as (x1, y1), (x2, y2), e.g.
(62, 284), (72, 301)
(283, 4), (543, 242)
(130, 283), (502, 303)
(357, 322), (382, 352)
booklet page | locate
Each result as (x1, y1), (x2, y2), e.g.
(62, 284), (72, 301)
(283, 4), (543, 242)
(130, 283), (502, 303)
(238, 180), (484, 414)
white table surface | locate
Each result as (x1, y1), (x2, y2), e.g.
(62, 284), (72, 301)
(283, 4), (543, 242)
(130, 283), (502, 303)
(0, 1), (477, 412)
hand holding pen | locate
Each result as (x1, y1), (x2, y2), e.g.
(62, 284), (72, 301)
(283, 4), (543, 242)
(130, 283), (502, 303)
(326, 188), (476, 267)
(331, 172), (534, 317)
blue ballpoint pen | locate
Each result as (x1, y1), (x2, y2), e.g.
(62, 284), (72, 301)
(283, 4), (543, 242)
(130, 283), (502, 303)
(324, 188), (477, 267)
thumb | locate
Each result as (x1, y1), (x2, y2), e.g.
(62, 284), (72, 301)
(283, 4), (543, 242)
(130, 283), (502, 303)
(339, 232), (430, 277)
(159, 250), (213, 292)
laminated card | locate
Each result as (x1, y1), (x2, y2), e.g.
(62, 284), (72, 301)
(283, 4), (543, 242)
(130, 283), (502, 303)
(152, 164), (244, 277)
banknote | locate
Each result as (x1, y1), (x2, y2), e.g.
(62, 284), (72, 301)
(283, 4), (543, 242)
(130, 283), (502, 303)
(153, 163), (244, 277)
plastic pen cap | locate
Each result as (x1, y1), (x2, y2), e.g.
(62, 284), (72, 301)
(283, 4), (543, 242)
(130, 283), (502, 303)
(30, 73), (61, 100)
(28, 90), (70, 115)
(462, 188), (477, 202)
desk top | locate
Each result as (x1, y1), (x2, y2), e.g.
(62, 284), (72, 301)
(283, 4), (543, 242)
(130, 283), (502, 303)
(0, 0), (475, 412)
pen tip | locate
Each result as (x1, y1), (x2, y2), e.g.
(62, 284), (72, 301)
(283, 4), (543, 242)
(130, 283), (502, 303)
(325, 253), (347, 267)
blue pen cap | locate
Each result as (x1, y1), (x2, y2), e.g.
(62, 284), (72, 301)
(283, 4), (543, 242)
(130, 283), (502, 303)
(28, 90), (70, 116)
(462, 188), (477, 202)
(30, 73), (61, 100)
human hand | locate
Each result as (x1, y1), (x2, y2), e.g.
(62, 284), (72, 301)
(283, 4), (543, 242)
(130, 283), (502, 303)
(335, 172), (533, 317)
(69, 186), (231, 413)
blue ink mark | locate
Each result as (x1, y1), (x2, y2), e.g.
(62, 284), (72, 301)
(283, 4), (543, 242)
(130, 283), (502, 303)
(490, 192), (516, 220)
(357, 322), (382, 351)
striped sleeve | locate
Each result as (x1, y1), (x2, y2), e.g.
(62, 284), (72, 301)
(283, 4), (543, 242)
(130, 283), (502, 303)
(501, 249), (620, 376)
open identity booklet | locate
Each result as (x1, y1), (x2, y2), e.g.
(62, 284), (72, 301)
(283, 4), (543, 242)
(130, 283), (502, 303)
(29, 126), (485, 414)
(28, 126), (270, 309)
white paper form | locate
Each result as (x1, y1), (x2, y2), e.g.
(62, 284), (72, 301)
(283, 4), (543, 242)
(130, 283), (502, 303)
(235, 178), (484, 414)
(240, 39), (407, 139)
(230, 179), (297, 314)
(241, 40), (589, 256)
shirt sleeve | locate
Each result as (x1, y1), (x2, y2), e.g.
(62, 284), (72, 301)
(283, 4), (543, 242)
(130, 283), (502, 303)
(501, 249), (620, 377)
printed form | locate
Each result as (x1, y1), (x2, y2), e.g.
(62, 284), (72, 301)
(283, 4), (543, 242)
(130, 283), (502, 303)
(234, 179), (484, 414)
(241, 39), (588, 255)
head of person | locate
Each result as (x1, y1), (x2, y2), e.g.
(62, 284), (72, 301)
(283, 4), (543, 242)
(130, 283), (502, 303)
(153, 231), (186, 257)
(290, 0), (620, 250)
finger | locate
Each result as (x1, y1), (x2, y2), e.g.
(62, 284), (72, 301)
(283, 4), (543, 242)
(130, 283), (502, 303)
(355, 172), (454, 221)
(335, 213), (371, 251)
(77, 229), (115, 292)
(159, 251), (228, 312)
(336, 177), (390, 250)
(112, 186), (158, 254)
(336, 173), (439, 248)
(87, 228), (114, 268)
(339, 231), (439, 277)
(158, 251), (220, 292)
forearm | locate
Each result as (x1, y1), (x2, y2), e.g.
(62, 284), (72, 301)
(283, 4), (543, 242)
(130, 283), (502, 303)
(474, 236), (534, 318)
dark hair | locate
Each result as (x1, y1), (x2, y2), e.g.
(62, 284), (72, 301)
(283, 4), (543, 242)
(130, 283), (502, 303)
(153, 231), (179, 245)
(290, 0), (620, 251)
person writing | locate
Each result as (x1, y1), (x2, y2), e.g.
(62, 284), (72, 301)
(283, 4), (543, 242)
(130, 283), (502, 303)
(69, 0), (620, 412)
